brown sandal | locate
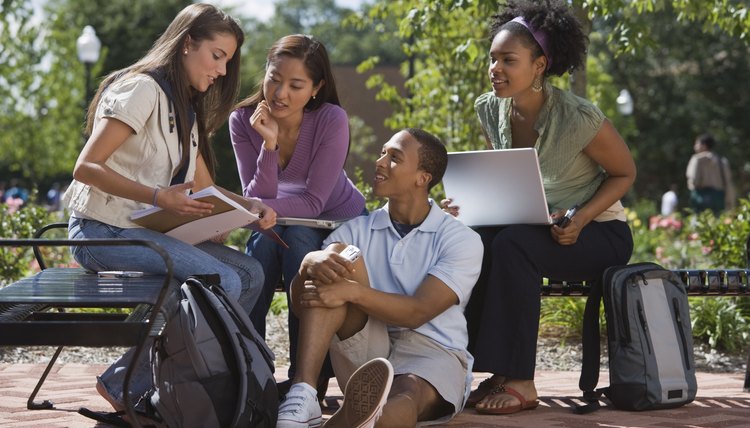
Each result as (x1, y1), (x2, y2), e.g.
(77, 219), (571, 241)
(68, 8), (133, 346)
(466, 376), (503, 408)
(475, 384), (539, 415)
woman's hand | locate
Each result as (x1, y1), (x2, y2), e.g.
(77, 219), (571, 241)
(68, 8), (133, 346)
(245, 198), (277, 229)
(156, 181), (214, 216)
(550, 209), (583, 245)
(440, 198), (460, 217)
(249, 100), (279, 150)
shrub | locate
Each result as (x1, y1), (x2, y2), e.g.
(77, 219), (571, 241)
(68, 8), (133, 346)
(0, 200), (57, 285)
(690, 297), (750, 353)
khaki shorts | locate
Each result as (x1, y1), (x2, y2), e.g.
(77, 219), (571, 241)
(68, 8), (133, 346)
(329, 318), (470, 424)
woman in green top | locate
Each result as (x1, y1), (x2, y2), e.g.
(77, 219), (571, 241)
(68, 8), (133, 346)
(444, 0), (636, 415)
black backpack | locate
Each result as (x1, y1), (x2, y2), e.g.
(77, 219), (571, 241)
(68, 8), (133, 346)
(146, 275), (279, 427)
(577, 262), (697, 413)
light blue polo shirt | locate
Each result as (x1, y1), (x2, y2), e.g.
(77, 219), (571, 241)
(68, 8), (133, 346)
(323, 200), (483, 353)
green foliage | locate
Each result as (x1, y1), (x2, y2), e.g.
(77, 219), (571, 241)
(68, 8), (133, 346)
(47, 0), (192, 76)
(225, 227), (251, 252)
(0, 200), (57, 285)
(540, 298), (592, 342)
(354, 0), (496, 150)
(593, 4), (750, 201)
(690, 297), (750, 353)
(0, 0), (81, 182)
(1, 0), (190, 187)
(691, 199), (750, 269)
(269, 292), (288, 316)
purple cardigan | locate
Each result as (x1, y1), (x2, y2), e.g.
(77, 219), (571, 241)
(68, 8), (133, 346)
(229, 103), (365, 220)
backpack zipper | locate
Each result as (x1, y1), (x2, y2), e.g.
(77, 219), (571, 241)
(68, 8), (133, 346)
(672, 297), (692, 370)
(620, 276), (631, 344)
(636, 299), (652, 354)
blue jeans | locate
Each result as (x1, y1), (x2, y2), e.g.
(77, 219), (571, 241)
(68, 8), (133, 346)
(247, 225), (331, 377)
(69, 216), (264, 406)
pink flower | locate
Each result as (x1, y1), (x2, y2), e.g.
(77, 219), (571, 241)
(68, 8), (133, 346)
(5, 197), (23, 214)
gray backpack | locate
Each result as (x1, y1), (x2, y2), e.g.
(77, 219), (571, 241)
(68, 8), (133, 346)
(149, 275), (278, 427)
(577, 262), (697, 413)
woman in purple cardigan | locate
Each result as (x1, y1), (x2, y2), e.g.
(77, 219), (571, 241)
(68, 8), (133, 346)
(229, 34), (365, 396)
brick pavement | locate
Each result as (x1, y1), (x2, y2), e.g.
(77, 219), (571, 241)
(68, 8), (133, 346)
(1, 363), (749, 427)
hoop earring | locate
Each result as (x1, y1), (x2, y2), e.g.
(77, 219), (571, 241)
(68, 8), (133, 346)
(531, 76), (543, 92)
(532, 75), (543, 93)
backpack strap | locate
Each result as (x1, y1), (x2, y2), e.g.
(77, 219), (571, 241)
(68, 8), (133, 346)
(78, 407), (160, 427)
(575, 277), (605, 414)
(143, 69), (195, 186)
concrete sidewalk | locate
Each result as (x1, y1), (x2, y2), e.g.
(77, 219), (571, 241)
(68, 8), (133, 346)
(1, 363), (748, 427)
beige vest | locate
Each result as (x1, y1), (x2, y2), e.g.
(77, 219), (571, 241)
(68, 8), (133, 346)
(64, 74), (198, 228)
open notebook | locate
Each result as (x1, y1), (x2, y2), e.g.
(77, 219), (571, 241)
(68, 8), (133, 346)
(442, 148), (552, 226)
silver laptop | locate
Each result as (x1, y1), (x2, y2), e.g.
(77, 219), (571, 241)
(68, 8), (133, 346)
(275, 217), (349, 229)
(442, 148), (552, 226)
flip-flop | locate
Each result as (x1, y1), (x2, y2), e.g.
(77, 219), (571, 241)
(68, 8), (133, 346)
(475, 385), (540, 415)
(466, 377), (503, 408)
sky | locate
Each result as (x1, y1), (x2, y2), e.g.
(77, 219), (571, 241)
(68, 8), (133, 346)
(210, 0), (367, 22)
(29, 0), (368, 24)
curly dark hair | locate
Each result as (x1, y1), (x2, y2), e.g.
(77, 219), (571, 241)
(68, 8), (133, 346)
(489, 0), (587, 77)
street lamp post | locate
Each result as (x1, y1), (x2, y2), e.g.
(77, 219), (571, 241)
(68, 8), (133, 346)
(76, 25), (101, 110)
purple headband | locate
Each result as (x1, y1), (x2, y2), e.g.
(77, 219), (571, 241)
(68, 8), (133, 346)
(510, 16), (552, 71)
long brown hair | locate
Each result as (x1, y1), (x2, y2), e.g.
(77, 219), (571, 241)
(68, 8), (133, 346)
(235, 34), (339, 111)
(85, 3), (244, 179)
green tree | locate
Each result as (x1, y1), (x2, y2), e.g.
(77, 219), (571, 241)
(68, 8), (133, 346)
(48, 0), (192, 77)
(0, 0), (191, 191)
(354, 0), (750, 201)
(594, 6), (750, 201)
(1, 0), (82, 184)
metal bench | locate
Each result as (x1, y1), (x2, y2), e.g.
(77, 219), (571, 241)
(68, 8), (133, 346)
(0, 223), (176, 427)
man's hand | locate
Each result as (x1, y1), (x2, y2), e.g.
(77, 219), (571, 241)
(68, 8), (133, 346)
(301, 247), (357, 284)
(298, 278), (358, 308)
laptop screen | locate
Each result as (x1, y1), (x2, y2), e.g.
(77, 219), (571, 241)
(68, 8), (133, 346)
(442, 148), (551, 226)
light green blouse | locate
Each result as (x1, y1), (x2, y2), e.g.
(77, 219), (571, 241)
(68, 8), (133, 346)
(474, 82), (625, 221)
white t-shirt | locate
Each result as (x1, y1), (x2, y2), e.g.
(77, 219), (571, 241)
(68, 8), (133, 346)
(661, 190), (678, 216)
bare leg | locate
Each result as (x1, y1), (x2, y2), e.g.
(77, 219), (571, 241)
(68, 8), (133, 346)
(375, 374), (452, 428)
(291, 245), (371, 388)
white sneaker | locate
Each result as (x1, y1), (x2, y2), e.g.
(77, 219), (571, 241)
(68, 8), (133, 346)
(323, 357), (393, 428)
(276, 383), (322, 428)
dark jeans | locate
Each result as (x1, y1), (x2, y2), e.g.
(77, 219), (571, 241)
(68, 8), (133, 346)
(247, 225), (334, 379)
(466, 220), (633, 380)
(690, 188), (725, 215)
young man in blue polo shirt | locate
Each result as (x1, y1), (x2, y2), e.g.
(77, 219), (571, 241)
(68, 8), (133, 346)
(276, 128), (483, 428)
